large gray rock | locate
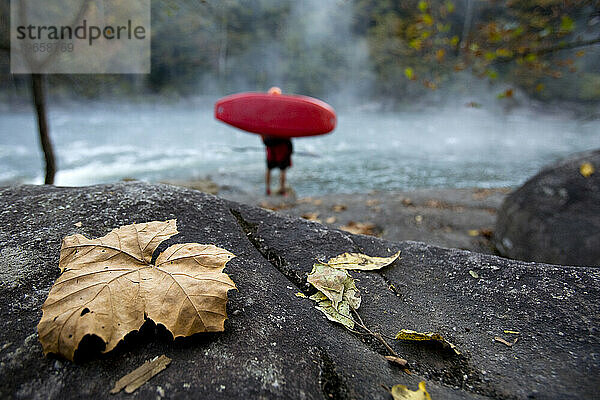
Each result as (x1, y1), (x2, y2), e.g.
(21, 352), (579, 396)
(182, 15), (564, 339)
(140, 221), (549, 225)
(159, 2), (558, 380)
(0, 183), (598, 399)
(494, 149), (600, 266)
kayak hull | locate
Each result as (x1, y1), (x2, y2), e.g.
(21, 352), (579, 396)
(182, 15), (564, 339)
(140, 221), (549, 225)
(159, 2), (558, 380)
(215, 92), (336, 137)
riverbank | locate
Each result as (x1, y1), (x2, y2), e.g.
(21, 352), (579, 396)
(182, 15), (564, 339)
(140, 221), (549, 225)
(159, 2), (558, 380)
(167, 179), (510, 254)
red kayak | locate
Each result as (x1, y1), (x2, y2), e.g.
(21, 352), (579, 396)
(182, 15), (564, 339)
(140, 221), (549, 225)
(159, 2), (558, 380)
(214, 91), (336, 138)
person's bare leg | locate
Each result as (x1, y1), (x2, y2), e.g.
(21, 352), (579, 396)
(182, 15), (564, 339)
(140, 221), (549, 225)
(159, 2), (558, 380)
(265, 169), (272, 195)
(279, 169), (286, 195)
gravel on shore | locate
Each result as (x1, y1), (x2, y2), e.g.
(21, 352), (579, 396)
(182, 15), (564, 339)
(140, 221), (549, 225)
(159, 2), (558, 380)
(216, 186), (511, 255)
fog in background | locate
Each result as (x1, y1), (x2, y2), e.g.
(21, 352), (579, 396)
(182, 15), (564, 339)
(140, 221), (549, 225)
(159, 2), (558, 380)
(0, 0), (598, 193)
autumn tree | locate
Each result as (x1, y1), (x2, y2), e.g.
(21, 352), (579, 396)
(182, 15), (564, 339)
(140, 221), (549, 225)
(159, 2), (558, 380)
(355, 0), (600, 101)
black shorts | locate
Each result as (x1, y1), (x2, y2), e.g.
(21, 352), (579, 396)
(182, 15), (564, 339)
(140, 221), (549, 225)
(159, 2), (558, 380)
(267, 157), (291, 170)
(264, 137), (293, 170)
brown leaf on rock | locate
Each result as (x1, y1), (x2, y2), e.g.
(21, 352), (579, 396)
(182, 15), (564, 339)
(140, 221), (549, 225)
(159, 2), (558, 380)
(110, 355), (171, 394)
(366, 199), (380, 207)
(37, 220), (236, 361)
(301, 212), (321, 223)
(340, 221), (378, 236)
(494, 336), (518, 347)
(325, 216), (337, 224)
(385, 355), (408, 367)
(332, 204), (347, 212)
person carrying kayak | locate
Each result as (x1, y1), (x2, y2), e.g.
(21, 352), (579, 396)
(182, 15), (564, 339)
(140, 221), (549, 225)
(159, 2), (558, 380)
(262, 87), (293, 196)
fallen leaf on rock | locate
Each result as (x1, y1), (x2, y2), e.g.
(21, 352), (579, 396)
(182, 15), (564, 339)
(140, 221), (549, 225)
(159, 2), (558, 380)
(401, 197), (414, 207)
(340, 221), (378, 236)
(295, 292), (307, 298)
(385, 355), (408, 367)
(395, 329), (461, 355)
(472, 188), (493, 200)
(332, 204), (347, 212)
(326, 250), (401, 271)
(580, 162), (595, 178)
(494, 336), (518, 347)
(74, 222), (82, 228)
(390, 381), (432, 400)
(301, 212), (321, 223)
(414, 215), (423, 224)
(37, 220), (237, 361)
(504, 330), (520, 335)
(307, 264), (361, 329)
(307, 264), (361, 310)
(469, 270), (480, 279)
(424, 199), (442, 208)
(479, 228), (493, 239)
(309, 291), (355, 329)
(111, 355), (171, 394)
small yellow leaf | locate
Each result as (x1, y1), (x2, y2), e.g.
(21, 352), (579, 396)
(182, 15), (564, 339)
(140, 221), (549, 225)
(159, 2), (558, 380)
(469, 270), (479, 279)
(391, 381), (432, 400)
(395, 329), (461, 355)
(326, 250), (401, 271)
(422, 14), (434, 26)
(468, 229), (479, 237)
(405, 67), (415, 80)
(295, 292), (307, 298)
(504, 330), (520, 335)
(580, 162), (595, 178)
(435, 48), (445, 62)
(560, 15), (575, 33)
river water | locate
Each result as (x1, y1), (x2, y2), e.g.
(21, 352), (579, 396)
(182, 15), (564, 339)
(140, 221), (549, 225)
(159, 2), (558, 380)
(1, 100), (598, 195)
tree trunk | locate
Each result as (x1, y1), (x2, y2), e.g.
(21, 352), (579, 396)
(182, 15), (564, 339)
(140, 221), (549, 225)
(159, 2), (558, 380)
(31, 74), (56, 185)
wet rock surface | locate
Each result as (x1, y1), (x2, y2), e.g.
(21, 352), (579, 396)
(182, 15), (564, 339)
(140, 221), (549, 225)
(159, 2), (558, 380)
(494, 149), (600, 266)
(0, 183), (598, 399)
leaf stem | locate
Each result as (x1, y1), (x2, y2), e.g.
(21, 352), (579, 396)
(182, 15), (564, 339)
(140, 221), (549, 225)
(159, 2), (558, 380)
(351, 308), (403, 360)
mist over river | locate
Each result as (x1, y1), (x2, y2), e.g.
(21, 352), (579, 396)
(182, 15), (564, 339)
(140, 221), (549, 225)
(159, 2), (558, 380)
(1, 99), (598, 196)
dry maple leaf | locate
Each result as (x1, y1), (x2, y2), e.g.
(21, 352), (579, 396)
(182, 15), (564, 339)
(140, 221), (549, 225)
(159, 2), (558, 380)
(37, 220), (236, 361)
